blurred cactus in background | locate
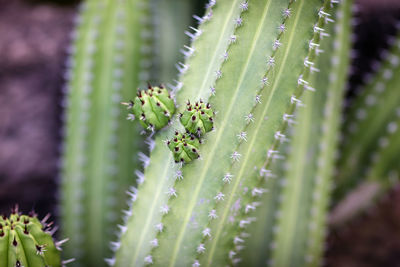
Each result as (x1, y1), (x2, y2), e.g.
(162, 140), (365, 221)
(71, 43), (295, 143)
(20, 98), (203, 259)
(0, 206), (66, 267)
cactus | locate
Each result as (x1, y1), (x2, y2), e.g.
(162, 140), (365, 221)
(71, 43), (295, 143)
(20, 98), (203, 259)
(180, 100), (214, 136)
(127, 85), (176, 131)
(112, 0), (348, 266)
(60, 0), (153, 265)
(239, 1), (352, 266)
(58, 0), (400, 266)
(0, 208), (63, 267)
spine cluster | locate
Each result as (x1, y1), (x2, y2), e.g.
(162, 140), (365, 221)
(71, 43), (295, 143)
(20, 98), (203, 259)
(0, 207), (63, 267)
(168, 100), (214, 164)
(124, 85), (176, 132)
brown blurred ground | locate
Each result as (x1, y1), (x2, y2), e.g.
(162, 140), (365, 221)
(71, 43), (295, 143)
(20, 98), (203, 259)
(0, 0), (75, 215)
(0, 0), (400, 266)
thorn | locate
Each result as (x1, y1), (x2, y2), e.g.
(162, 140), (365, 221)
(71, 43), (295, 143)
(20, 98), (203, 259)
(109, 241), (120, 252)
(208, 209), (218, 219)
(49, 225), (59, 236)
(283, 113), (296, 125)
(261, 77), (269, 86)
(166, 187), (177, 198)
(235, 17), (243, 27)
(41, 213), (51, 225)
(118, 225), (127, 234)
(231, 152), (241, 162)
(234, 236), (244, 244)
(144, 255), (153, 265)
(267, 56), (275, 67)
(197, 243), (206, 253)
(205, 0), (216, 9)
(155, 223), (164, 232)
(135, 170), (145, 185)
(202, 228), (211, 237)
(160, 205), (170, 214)
(193, 15), (204, 24)
(278, 24), (286, 33)
(214, 192), (225, 201)
(255, 94), (262, 104)
(245, 114), (254, 124)
(223, 173), (234, 183)
(282, 8), (291, 18)
(150, 238), (158, 247)
(127, 114), (135, 121)
(56, 238), (69, 249)
(229, 250), (236, 259)
(62, 258), (76, 266)
(237, 132), (247, 142)
(240, 1), (248, 11)
(273, 40), (281, 50)
(252, 187), (268, 197)
(291, 95), (305, 107)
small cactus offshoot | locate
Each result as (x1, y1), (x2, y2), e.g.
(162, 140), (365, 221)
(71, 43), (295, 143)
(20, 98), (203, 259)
(0, 207), (62, 267)
(180, 100), (214, 136)
(167, 131), (201, 163)
(124, 85), (175, 131)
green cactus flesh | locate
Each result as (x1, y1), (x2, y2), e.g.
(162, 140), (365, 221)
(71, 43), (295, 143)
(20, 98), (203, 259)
(0, 212), (61, 267)
(113, 0), (346, 266)
(180, 100), (214, 136)
(167, 131), (201, 163)
(130, 85), (175, 131)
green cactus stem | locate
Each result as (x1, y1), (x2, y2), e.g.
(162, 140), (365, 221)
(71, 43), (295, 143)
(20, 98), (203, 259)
(167, 131), (201, 163)
(113, 0), (346, 266)
(0, 208), (62, 267)
(179, 100), (214, 136)
(127, 85), (175, 131)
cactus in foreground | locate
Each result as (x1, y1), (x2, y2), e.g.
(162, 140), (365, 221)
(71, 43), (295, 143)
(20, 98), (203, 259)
(0, 208), (62, 267)
(241, 1), (352, 265)
(113, 0), (346, 266)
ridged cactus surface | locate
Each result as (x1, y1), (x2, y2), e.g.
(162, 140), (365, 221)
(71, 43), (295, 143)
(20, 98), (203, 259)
(240, 1), (352, 266)
(0, 209), (61, 267)
(113, 0), (345, 266)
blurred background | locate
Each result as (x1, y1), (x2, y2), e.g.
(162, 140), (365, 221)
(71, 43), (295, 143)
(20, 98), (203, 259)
(0, 0), (399, 266)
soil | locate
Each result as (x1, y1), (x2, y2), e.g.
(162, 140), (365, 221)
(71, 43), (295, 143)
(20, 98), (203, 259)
(0, 0), (399, 266)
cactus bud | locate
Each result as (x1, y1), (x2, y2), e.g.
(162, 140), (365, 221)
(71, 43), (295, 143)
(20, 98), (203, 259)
(167, 132), (201, 163)
(0, 207), (61, 267)
(127, 85), (176, 131)
(180, 100), (214, 136)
